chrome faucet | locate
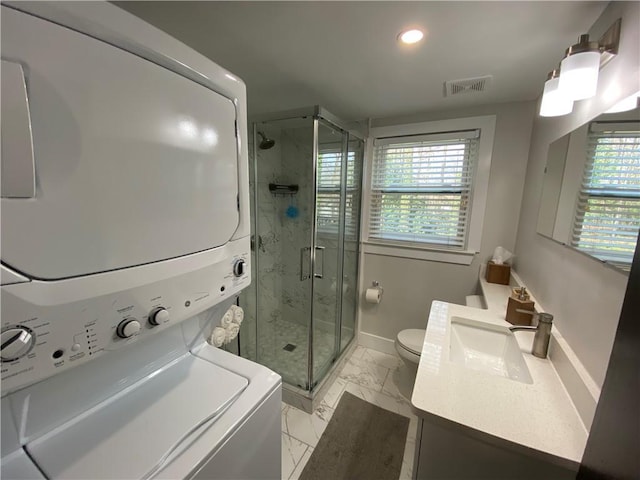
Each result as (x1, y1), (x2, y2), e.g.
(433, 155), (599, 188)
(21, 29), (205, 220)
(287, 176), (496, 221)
(509, 311), (554, 359)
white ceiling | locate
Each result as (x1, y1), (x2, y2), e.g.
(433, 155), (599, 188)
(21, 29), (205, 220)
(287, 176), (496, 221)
(116, 1), (608, 121)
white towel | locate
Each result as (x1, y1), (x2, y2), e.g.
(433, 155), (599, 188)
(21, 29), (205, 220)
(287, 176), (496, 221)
(220, 309), (234, 328)
(209, 327), (227, 347)
(232, 306), (244, 325)
(225, 324), (240, 343)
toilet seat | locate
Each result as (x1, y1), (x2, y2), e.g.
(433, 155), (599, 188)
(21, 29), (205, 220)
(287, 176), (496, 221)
(395, 328), (426, 366)
(396, 329), (425, 355)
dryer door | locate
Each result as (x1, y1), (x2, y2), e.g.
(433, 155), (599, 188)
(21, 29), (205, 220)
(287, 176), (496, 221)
(1, 7), (239, 280)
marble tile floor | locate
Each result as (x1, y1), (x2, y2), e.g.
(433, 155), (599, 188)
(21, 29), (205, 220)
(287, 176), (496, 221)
(281, 345), (418, 480)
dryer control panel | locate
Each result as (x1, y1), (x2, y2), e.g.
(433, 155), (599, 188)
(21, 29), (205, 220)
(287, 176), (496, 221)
(0, 239), (250, 394)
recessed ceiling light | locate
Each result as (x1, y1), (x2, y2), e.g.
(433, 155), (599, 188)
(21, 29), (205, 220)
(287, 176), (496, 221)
(398, 29), (424, 45)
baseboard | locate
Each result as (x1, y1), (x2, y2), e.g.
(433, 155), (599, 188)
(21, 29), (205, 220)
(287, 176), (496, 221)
(358, 331), (396, 355)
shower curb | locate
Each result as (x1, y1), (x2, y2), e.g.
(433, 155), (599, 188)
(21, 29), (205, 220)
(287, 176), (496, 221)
(282, 339), (358, 413)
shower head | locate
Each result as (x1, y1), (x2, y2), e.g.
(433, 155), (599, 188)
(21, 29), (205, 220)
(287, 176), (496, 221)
(258, 131), (276, 150)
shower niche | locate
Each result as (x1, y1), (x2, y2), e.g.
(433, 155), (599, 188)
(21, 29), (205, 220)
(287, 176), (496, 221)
(238, 106), (364, 403)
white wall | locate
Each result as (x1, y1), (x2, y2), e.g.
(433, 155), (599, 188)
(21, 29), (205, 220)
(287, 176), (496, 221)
(514, 1), (640, 388)
(359, 101), (535, 344)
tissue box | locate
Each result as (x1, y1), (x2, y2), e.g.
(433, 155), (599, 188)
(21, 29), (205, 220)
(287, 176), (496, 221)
(486, 261), (510, 285)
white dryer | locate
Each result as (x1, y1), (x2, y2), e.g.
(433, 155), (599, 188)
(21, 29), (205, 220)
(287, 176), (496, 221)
(1, 2), (281, 479)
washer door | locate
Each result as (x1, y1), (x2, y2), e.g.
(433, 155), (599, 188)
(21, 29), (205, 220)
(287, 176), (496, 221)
(1, 7), (239, 280)
(26, 355), (248, 479)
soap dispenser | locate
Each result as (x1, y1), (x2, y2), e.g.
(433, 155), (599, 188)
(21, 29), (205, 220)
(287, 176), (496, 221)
(506, 287), (535, 326)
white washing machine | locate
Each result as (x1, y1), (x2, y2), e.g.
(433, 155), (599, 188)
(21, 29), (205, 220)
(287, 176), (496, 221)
(2, 300), (282, 479)
(1, 2), (281, 478)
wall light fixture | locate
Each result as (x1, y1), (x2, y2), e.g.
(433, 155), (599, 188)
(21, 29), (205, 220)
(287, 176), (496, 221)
(559, 34), (601, 101)
(539, 18), (621, 117)
(540, 69), (574, 117)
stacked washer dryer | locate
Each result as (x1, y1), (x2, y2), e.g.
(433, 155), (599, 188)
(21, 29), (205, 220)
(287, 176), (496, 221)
(1, 2), (281, 479)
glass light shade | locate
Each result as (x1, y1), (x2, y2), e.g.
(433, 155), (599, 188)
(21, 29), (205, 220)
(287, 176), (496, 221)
(540, 77), (573, 117)
(605, 92), (640, 113)
(559, 51), (601, 100)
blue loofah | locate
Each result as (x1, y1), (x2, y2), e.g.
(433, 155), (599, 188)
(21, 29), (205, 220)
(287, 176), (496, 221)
(286, 205), (299, 218)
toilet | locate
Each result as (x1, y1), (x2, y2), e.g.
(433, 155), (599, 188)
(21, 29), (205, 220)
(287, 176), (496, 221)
(394, 329), (425, 372)
(395, 295), (485, 370)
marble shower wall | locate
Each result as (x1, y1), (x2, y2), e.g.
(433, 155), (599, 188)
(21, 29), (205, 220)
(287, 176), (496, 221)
(279, 126), (314, 328)
(239, 125), (285, 360)
(240, 121), (316, 365)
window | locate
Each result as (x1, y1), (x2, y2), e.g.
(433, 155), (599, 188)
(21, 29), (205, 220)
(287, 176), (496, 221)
(317, 149), (360, 239)
(572, 122), (640, 269)
(363, 116), (495, 264)
(369, 131), (479, 249)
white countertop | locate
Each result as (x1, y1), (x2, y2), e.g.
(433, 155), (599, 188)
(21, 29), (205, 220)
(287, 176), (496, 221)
(411, 297), (589, 468)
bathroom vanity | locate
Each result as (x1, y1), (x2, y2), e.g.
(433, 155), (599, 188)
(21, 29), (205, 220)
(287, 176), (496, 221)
(411, 269), (594, 479)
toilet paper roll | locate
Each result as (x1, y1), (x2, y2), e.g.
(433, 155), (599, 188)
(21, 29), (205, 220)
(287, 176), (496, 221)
(365, 287), (382, 304)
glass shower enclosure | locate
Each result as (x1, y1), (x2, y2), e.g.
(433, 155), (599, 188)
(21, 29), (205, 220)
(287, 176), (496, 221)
(239, 106), (364, 392)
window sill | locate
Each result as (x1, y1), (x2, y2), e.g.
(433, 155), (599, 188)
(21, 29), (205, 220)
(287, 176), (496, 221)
(362, 241), (477, 265)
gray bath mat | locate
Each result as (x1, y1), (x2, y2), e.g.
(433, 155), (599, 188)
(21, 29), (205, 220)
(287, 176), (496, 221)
(300, 392), (410, 480)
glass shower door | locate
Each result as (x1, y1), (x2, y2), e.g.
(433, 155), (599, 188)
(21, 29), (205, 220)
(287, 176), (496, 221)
(311, 119), (347, 385)
(244, 117), (315, 390)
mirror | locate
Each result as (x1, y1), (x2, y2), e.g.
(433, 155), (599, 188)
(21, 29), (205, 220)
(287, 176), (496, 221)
(537, 106), (640, 273)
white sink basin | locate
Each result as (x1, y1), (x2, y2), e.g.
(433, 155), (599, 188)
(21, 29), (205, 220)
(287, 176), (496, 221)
(449, 316), (533, 384)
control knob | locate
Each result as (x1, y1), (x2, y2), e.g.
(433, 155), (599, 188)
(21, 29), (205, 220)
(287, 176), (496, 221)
(116, 318), (141, 339)
(1, 327), (35, 362)
(233, 259), (246, 277)
(148, 307), (170, 326)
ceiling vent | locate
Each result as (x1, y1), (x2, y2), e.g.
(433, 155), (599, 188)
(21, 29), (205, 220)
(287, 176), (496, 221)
(444, 75), (493, 97)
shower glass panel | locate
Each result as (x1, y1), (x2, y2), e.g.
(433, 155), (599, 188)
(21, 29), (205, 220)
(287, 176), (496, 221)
(312, 119), (346, 384)
(239, 107), (363, 393)
(340, 137), (364, 353)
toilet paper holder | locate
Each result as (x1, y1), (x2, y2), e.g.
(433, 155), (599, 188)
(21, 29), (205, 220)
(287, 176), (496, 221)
(365, 281), (384, 304)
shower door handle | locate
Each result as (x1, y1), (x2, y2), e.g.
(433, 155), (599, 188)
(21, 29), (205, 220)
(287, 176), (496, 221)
(300, 247), (311, 281)
(314, 246), (325, 279)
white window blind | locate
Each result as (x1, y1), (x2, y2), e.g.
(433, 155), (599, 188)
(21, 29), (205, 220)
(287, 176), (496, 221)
(369, 130), (480, 248)
(572, 122), (640, 268)
(317, 150), (359, 238)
